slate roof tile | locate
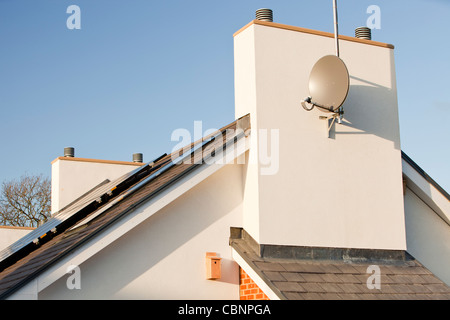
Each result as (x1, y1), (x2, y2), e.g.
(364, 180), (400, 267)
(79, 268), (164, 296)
(281, 262), (320, 273)
(337, 283), (365, 294)
(253, 261), (286, 272)
(319, 292), (342, 300)
(283, 292), (304, 300)
(273, 281), (305, 292)
(420, 274), (445, 284)
(424, 283), (450, 293)
(297, 292), (323, 300)
(263, 271), (286, 282)
(336, 273), (361, 284)
(319, 273), (343, 283)
(280, 272), (305, 282)
(319, 282), (343, 293)
(301, 282), (327, 293)
(300, 273), (325, 283)
(334, 263), (360, 274)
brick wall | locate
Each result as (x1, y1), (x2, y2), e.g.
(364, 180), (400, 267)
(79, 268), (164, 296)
(239, 267), (269, 300)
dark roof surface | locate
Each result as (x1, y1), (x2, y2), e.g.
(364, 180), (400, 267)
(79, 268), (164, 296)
(0, 114), (250, 299)
(230, 228), (450, 300)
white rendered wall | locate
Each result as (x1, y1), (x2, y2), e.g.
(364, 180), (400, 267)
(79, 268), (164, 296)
(235, 22), (406, 250)
(404, 187), (450, 286)
(40, 163), (243, 299)
(234, 27), (261, 242)
(0, 226), (34, 251)
(402, 158), (450, 286)
(51, 158), (143, 214)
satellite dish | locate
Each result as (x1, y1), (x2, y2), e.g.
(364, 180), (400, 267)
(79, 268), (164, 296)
(309, 55), (349, 112)
(302, 55), (349, 113)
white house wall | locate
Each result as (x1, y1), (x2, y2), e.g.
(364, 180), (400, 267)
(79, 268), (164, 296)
(234, 25), (261, 243)
(404, 186), (450, 286)
(39, 163), (244, 299)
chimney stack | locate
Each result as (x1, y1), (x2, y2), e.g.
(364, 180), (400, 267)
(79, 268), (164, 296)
(234, 18), (405, 250)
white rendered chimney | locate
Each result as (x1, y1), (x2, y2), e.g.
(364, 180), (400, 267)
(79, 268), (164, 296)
(234, 19), (406, 250)
(51, 149), (145, 214)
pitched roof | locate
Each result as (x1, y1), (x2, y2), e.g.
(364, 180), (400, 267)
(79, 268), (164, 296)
(0, 114), (250, 299)
(230, 228), (450, 300)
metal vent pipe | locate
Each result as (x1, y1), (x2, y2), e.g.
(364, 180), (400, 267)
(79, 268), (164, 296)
(355, 26), (371, 40)
(64, 147), (75, 157)
(255, 8), (273, 22)
(133, 153), (143, 163)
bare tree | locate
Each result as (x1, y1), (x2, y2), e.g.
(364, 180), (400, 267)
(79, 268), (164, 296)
(0, 174), (51, 228)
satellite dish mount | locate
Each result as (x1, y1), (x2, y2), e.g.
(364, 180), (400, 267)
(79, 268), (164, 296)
(300, 0), (349, 138)
(301, 96), (345, 135)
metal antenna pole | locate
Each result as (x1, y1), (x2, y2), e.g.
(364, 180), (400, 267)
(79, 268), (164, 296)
(333, 0), (340, 57)
(332, 0), (344, 125)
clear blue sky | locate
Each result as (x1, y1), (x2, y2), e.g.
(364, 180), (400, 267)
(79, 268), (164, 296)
(0, 0), (449, 192)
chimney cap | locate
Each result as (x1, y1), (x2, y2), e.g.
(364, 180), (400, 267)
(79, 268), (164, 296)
(255, 8), (273, 22)
(132, 153), (143, 163)
(64, 147), (75, 157)
(355, 26), (372, 40)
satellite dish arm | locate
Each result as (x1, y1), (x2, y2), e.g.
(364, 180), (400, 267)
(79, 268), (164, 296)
(300, 97), (314, 111)
(301, 97), (341, 114)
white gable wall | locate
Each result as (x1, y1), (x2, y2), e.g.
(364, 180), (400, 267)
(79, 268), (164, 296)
(39, 162), (244, 299)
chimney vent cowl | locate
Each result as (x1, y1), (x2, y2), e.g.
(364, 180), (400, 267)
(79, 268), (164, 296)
(64, 147), (75, 157)
(355, 26), (371, 40)
(133, 153), (143, 163)
(256, 8), (273, 22)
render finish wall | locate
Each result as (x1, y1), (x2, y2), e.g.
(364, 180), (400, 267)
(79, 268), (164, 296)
(235, 22), (406, 250)
(40, 163), (244, 299)
(404, 187), (450, 286)
(51, 158), (143, 214)
(0, 227), (34, 251)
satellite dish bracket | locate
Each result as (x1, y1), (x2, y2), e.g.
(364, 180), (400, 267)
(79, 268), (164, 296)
(301, 96), (344, 116)
(301, 97), (344, 138)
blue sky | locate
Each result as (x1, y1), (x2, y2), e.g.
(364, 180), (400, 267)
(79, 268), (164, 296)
(0, 0), (449, 192)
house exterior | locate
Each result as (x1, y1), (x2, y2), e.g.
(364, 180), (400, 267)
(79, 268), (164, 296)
(0, 17), (449, 300)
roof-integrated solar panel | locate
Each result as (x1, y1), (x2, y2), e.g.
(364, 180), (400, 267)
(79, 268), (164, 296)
(0, 154), (167, 271)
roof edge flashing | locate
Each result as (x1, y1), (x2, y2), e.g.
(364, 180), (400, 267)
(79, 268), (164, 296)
(230, 227), (414, 264)
(234, 20), (394, 49)
(51, 157), (145, 166)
